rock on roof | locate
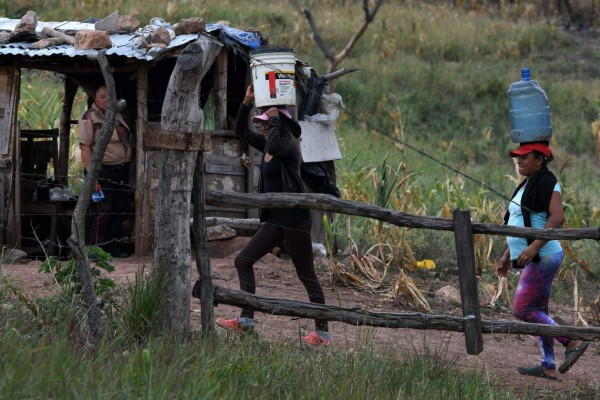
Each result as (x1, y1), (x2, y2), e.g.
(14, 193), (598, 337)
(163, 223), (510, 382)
(0, 13), (265, 62)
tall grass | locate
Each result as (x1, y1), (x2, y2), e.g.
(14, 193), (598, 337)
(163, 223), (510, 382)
(0, 312), (519, 399)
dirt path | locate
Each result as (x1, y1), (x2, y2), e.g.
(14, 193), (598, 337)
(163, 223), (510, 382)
(2, 241), (598, 399)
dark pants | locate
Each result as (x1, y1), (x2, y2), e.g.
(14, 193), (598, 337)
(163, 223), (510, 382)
(234, 218), (329, 332)
(88, 163), (131, 254)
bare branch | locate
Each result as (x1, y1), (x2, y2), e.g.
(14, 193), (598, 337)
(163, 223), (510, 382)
(364, 0), (385, 22)
(332, 0), (385, 68)
(290, 0), (334, 62)
(321, 67), (358, 82)
(331, 21), (369, 67)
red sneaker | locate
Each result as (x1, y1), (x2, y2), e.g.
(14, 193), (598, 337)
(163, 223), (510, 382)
(302, 331), (333, 346)
(216, 317), (255, 334)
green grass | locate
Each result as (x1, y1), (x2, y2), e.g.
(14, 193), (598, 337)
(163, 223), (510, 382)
(0, 312), (517, 400)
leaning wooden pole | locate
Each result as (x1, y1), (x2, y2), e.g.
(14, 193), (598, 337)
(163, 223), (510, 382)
(214, 286), (600, 341)
(453, 209), (483, 355)
(68, 50), (123, 340)
(153, 36), (222, 334)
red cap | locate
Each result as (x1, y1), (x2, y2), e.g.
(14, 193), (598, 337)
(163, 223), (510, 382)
(509, 142), (553, 158)
(252, 107), (291, 123)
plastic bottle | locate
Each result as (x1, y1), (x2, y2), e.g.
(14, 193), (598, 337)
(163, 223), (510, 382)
(507, 67), (552, 143)
(92, 185), (104, 202)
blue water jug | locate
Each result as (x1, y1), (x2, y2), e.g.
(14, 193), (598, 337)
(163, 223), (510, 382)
(507, 67), (552, 143)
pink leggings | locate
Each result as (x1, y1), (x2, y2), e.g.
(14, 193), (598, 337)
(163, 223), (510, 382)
(512, 251), (571, 369)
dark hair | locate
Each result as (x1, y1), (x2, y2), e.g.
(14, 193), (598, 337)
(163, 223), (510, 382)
(532, 150), (552, 165)
(93, 83), (106, 96)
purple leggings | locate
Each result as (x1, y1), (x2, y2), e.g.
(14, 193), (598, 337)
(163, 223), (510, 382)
(512, 251), (571, 369)
(234, 219), (328, 332)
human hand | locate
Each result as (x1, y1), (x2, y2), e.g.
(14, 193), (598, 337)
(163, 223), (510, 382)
(265, 107), (279, 118)
(517, 245), (538, 267)
(243, 84), (255, 105)
(496, 256), (510, 277)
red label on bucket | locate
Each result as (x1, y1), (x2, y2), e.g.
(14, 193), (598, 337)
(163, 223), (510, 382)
(268, 71), (276, 99)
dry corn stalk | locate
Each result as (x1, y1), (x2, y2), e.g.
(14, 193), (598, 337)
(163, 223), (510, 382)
(575, 296), (589, 327)
(561, 242), (593, 275)
(328, 256), (371, 289)
(342, 238), (392, 291)
(571, 269), (589, 327)
(390, 269), (431, 312)
(589, 294), (600, 324)
(489, 276), (510, 307)
(592, 119), (600, 160)
(401, 235), (418, 271)
(473, 234), (494, 275)
(350, 248), (391, 289)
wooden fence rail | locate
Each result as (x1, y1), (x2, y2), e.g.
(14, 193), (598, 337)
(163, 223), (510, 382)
(214, 286), (600, 341)
(201, 190), (600, 354)
(205, 191), (600, 241)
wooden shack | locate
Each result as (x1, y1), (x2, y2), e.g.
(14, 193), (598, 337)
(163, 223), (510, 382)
(0, 14), (343, 257)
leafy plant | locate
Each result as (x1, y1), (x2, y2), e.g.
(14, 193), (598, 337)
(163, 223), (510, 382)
(38, 246), (116, 299)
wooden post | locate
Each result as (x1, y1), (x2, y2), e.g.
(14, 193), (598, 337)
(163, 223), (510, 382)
(453, 209), (483, 355)
(4, 65), (20, 247)
(134, 65), (148, 257)
(192, 152), (214, 334)
(153, 36), (222, 334)
(57, 77), (77, 185)
(13, 121), (21, 249)
(213, 48), (228, 130)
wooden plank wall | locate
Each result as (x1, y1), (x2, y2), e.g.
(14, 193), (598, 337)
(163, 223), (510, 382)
(0, 65), (20, 247)
(204, 132), (247, 219)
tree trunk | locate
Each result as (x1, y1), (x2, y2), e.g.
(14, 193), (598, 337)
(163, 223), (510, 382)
(153, 36), (222, 334)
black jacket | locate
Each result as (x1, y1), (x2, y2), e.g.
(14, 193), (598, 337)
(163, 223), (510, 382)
(235, 104), (305, 222)
(503, 166), (558, 262)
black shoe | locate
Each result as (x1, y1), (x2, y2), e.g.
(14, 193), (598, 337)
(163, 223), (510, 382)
(516, 365), (559, 381)
(559, 342), (589, 374)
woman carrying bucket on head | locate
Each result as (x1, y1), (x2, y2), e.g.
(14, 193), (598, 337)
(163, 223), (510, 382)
(215, 83), (332, 346)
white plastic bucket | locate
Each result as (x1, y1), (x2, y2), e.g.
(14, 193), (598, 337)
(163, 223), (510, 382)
(250, 47), (296, 107)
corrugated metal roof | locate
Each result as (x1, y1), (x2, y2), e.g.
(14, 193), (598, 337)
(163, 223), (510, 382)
(0, 33), (198, 61)
(0, 18), (260, 62)
(0, 18), (95, 32)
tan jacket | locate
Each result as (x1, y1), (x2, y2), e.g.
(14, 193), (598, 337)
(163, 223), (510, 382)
(78, 103), (132, 165)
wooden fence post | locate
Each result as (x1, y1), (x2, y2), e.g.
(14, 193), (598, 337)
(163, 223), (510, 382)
(453, 209), (483, 355)
(193, 152), (214, 334)
(153, 36), (222, 334)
